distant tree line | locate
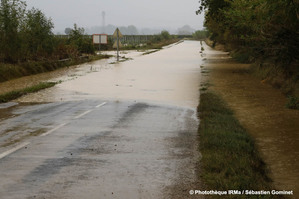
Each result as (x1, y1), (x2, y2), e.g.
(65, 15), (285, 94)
(74, 24), (198, 36)
(0, 0), (94, 63)
(197, 0), (299, 64)
(192, 30), (209, 40)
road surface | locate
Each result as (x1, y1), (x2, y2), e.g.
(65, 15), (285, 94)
(0, 41), (203, 199)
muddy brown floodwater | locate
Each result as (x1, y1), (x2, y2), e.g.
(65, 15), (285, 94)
(202, 43), (299, 196)
(0, 52), (132, 95)
(0, 41), (203, 199)
(9, 41), (202, 109)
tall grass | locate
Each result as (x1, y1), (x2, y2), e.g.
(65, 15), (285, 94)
(198, 92), (282, 198)
(0, 82), (57, 103)
(0, 54), (111, 83)
(250, 62), (299, 110)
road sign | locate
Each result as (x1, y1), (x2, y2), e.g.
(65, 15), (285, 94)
(113, 28), (123, 61)
(93, 34), (108, 44)
(113, 40), (122, 48)
(113, 28), (123, 38)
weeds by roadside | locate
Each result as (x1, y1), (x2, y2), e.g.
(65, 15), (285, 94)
(142, 49), (160, 56)
(0, 82), (57, 103)
(286, 96), (299, 110)
(250, 62), (299, 110)
(198, 91), (282, 198)
(205, 39), (299, 110)
(0, 54), (111, 83)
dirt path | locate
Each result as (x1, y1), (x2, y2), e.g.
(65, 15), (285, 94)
(202, 43), (299, 195)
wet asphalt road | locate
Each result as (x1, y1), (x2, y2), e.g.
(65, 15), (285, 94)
(0, 41), (202, 198)
(0, 100), (199, 199)
(0, 100), (202, 199)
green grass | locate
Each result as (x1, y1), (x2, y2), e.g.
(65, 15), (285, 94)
(115, 38), (180, 51)
(142, 49), (160, 55)
(286, 96), (299, 110)
(0, 82), (57, 103)
(250, 62), (299, 110)
(231, 50), (251, 63)
(198, 92), (282, 198)
(0, 54), (111, 83)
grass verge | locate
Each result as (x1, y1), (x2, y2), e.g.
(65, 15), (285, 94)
(198, 92), (282, 198)
(250, 62), (299, 110)
(0, 54), (111, 83)
(142, 49), (160, 55)
(0, 82), (57, 103)
(205, 38), (299, 110)
(120, 38), (180, 51)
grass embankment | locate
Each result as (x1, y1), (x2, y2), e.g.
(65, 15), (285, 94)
(0, 54), (111, 83)
(198, 92), (282, 198)
(231, 48), (299, 109)
(249, 62), (299, 110)
(206, 39), (299, 110)
(204, 38), (299, 110)
(0, 82), (57, 103)
(146, 38), (180, 49)
(120, 38), (180, 51)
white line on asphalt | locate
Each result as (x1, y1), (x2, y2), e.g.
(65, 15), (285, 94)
(0, 102), (107, 160)
(0, 142), (30, 160)
(40, 123), (68, 137)
(74, 110), (93, 119)
(96, 102), (107, 108)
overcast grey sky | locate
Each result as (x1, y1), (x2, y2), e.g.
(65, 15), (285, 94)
(24, 0), (204, 33)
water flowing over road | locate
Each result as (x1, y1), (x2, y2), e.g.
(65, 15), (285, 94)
(0, 41), (203, 199)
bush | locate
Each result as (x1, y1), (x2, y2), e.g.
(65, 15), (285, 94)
(286, 96), (299, 110)
(68, 24), (95, 55)
(192, 30), (209, 40)
(161, 30), (170, 40)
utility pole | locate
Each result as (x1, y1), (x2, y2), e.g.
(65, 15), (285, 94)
(102, 11), (106, 33)
(117, 29), (119, 61)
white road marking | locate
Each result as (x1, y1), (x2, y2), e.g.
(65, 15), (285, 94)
(96, 102), (107, 108)
(73, 102), (106, 119)
(0, 101), (107, 160)
(40, 123), (68, 137)
(0, 142), (30, 160)
(74, 110), (93, 119)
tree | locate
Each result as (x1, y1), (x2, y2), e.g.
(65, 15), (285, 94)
(196, 0), (230, 43)
(197, 0), (298, 64)
(263, 0), (299, 63)
(193, 30), (209, 40)
(161, 30), (170, 40)
(0, 0), (26, 62)
(68, 24), (94, 55)
(177, 25), (195, 35)
(64, 27), (72, 35)
(22, 7), (54, 60)
(127, 25), (138, 35)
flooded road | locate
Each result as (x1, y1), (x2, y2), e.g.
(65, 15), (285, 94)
(0, 52), (138, 95)
(16, 41), (201, 108)
(0, 41), (203, 198)
(202, 43), (299, 195)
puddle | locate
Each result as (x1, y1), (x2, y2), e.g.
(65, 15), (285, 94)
(202, 43), (299, 193)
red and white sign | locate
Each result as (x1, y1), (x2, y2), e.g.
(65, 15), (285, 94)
(93, 34), (108, 44)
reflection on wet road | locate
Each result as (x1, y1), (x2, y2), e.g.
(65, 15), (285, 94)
(0, 100), (200, 199)
(0, 41), (203, 198)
